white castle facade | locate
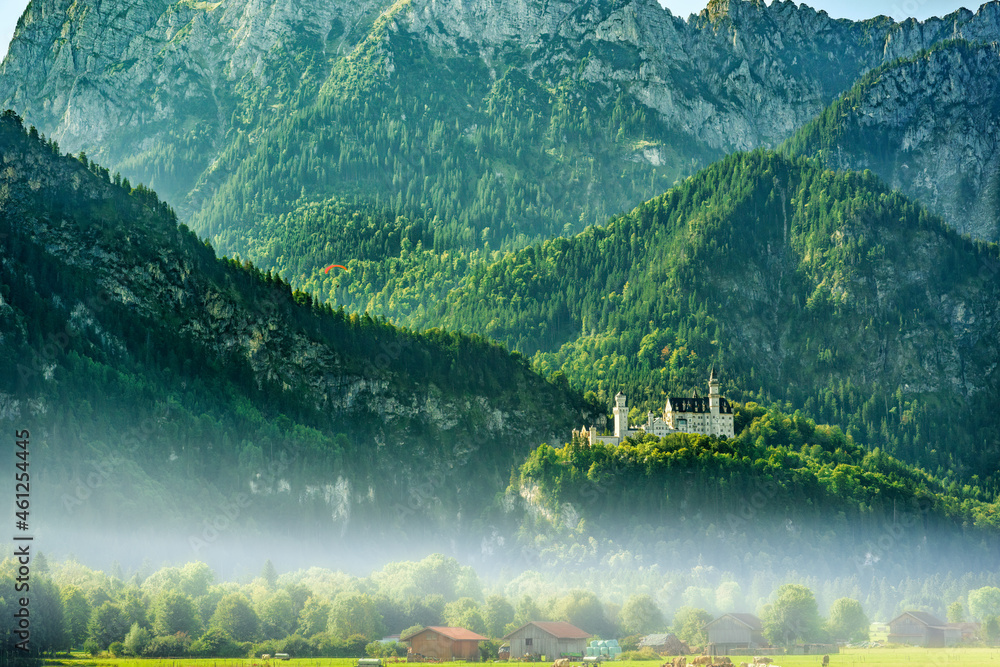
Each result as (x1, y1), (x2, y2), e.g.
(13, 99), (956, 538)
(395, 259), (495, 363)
(574, 369), (734, 445)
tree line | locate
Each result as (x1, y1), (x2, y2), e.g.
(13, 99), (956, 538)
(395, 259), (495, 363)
(5, 552), (1000, 660)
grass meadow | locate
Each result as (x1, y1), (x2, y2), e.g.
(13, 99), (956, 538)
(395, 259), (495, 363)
(34, 649), (1000, 667)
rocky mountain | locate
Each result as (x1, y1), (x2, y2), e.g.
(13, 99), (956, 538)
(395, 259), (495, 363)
(0, 110), (594, 546)
(4, 0), (1000, 249)
(783, 40), (1000, 242)
(0, 0), (392, 214)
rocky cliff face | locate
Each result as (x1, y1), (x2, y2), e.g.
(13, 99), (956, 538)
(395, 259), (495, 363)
(3, 0), (1000, 238)
(786, 41), (1000, 242)
(0, 0), (393, 211)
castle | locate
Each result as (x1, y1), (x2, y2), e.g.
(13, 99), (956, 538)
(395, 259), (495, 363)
(573, 369), (734, 445)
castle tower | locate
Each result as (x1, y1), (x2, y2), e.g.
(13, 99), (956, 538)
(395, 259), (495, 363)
(708, 367), (720, 414)
(613, 391), (628, 438)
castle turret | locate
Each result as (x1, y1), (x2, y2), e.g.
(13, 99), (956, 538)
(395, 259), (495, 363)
(709, 367), (720, 414)
(613, 391), (628, 438)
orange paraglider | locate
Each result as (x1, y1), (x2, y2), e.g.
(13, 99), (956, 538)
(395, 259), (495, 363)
(324, 264), (348, 274)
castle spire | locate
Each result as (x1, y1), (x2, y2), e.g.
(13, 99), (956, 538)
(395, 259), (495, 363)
(709, 367), (720, 413)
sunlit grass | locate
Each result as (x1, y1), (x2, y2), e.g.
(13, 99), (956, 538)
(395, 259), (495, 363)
(39, 650), (1000, 667)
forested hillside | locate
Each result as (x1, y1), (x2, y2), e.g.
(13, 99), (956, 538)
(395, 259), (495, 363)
(509, 403), (1000, 578)
(194, 34), (699, 257)
(416, 151), (1000, 482)
(782, 40), (1000, 242)
(0, 111), (595, 547)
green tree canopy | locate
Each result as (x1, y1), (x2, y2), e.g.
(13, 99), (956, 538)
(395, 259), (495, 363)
(210, 593), (259, 642)
(329, 591), (386, 639)
(27, 576), (67, 654)
(298, 596), (333, 637)
(983, 616), (1000, 643)
(483, 595), (516, 638)
(553, 589), (611, 636)
(178, 561), (214, 598)
(257, 589), (296, 639)
(152, 590), (201, 637)
(61, 585), (91, 646)
(760, 584), (824, 646)
(87, 601), (130, 649)
(671, 606), (712, 647)
(968, 587), (1000, 621)
(444, 597), (488, 636)
(826, 598), (868, 642)
(118, 587), (149, 630)
(620, 594), (665, 635)
(515, 595), (544, 625)
(124, 622), (152, 656)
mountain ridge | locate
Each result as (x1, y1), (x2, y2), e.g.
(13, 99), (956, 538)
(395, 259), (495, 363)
(5, 0), (1000, 249)
(782, 39), (1000, 241)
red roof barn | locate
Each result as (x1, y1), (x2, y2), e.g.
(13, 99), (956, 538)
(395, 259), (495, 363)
(403, 626), (488, 662)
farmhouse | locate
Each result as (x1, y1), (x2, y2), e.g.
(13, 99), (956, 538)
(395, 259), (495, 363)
(887, 611), (962, 647)
(574, 370), (734, 445)
(703, 613), (766, 655)
(504, 621), (591, 660)
(402, 626), (488, 661)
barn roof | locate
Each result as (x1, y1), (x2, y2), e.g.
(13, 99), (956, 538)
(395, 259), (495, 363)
(403, 626), (488, 642)
(640, 634), (672, 646)
(889, 611), (947, 628)
(639, 633), (680, 647)
(704, 613), (763, 631)
(504, 621), (591, 640)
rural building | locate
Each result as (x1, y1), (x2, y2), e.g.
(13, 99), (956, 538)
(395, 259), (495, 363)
(703, 613), (766, 655)
(504, 621), (591, 660)
(402, 626), (487, 661)
(574, 370), (735, 445)
(949, 622), (980, 642)
(887, 611), (961, 647)
(638, 633), (688, 654)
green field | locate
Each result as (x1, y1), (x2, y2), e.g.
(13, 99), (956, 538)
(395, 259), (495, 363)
(35, 650), (1000, 667)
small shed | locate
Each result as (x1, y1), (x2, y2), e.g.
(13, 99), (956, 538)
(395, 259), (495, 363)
(887, 611), (959, 647)
(504, 621), (591, 660)
(703, 613), (766, 655)
(638, 633), (689, 654)
(947, 622), (980, 642)
(402, 626), (488, 661)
